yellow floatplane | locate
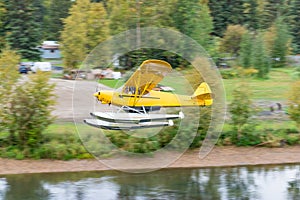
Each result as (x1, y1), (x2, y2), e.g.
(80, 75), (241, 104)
(84, 59), (213, 130)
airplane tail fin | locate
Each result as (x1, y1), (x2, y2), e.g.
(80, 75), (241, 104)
(191, 82), (213, 105)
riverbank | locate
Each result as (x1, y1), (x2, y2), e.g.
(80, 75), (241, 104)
(1, 146), (300, 175)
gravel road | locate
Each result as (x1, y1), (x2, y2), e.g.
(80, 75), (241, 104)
(50, 78), (113, 122)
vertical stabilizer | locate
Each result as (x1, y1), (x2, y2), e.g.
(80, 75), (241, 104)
(192, 82), (213, 105)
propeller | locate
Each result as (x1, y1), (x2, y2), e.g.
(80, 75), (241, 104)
(95, 84), (100, 103)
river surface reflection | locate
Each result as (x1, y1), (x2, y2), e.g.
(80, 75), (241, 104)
(1, 165), (300, 200)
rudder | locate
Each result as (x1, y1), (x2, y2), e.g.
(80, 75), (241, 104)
(192, 82), (213, 105)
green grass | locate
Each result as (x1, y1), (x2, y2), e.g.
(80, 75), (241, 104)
(98, 79), (125, 88)
(51, 73), (64, 79)
(222, 120), (297, 132)
(223, 68), (294, 101)
(44, 122), (77, 134)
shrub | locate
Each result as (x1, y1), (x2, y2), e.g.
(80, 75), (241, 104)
(190, 107), (212, 148)
(288, 81), (300, 132)
(220, 69), (238, 79)
(285, 134), (300, 145)
(229, 83), (253, 137)
(234, 124), (262, 146)
(4, 72), (56, 149)
(220, 67), (259, 79)
(291, 66), (300, 79)
(236, 67), (258, 77)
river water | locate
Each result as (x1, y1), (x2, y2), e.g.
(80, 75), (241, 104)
(1, 165), (300, 200)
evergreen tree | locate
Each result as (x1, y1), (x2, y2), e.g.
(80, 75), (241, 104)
(44, 0), (73, 40)
(239, 31), (253, 68)
(4, 0), (43, 60)
(61, 0), (109, 69)
(259, 0), (286, 29)
(243, 0), (259, 30)
(226, 0), (245, 25)
(289, 0), (300, 53)
(172, 0), (213, 50)
(208, 0), (228, 36)
(0, 1), (6, 49)
(271, 18), (290, 68)
(209, 0), (258, 36)
(251, 33), (270, 78)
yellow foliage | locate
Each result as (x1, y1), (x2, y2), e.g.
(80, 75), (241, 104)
(0, 47), (21, 95)
(0, 47), (21, 127)
(263, 24), (292, 56)
(61, 0), (109, 69)
(263, 26), (276, 55)
(236, 67), (258, 77)
(288, 81), (300, 131)
(220, 25), (247, 55)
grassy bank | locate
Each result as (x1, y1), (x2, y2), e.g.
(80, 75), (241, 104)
(223, 68), (295, 101)
(1, 118), (298, 160)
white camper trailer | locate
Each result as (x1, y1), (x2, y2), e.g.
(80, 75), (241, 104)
(31, 62), (52, 73)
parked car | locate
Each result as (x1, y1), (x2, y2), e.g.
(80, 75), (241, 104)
(19, 65), (28, 74)
(31, 62), (52, 73)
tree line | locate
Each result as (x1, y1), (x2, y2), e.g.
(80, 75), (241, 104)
(0, 0), (299, 71)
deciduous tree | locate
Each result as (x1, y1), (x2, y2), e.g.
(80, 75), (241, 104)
(107, 0), (135, 35)
(0, 47), (56, 148)
(7, 72), (56, 148)
(61, 0), (109, 69)
(108, 0), (175, 35)
(0, 47), (20, 132)
(220, 25), (247, 56)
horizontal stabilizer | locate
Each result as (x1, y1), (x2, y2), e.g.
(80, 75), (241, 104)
(84, 119), (173, 130)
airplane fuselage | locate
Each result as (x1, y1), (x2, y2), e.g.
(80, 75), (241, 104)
(95, 90), (213, 108)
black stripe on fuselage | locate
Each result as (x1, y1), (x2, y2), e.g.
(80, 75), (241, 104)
(119, 95), (160, 99)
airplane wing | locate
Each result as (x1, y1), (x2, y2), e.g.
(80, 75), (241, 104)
(122, 59), (172, 97)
